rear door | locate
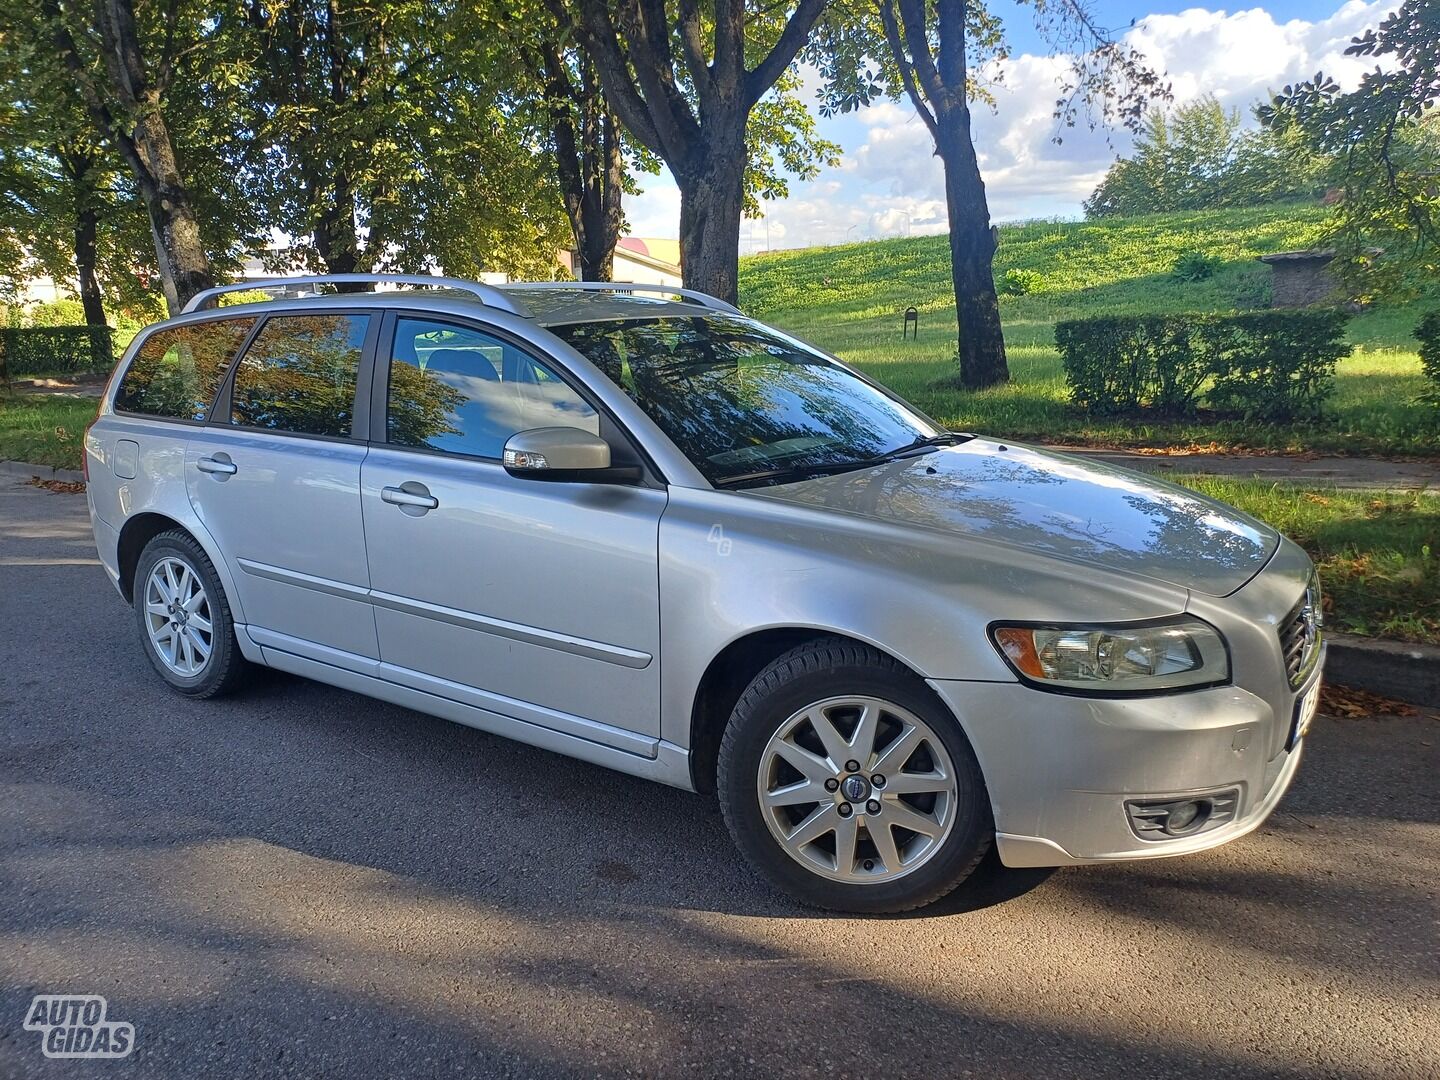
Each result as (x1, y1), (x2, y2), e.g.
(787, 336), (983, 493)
(186, 309), (380, 665)
(359, 313), (665, 747)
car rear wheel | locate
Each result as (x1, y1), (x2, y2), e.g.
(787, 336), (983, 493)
(133, 531), (249, 698)
(718, 637), (993, 913)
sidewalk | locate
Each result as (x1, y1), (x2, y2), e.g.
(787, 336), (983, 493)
(1050, 445), (1440, 492)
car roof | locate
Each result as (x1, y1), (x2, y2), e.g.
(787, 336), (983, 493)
(176, 277), (737, 329)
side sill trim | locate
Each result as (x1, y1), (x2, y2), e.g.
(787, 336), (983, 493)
(246, 626), (656, 758)
(257, 647), (695, 790)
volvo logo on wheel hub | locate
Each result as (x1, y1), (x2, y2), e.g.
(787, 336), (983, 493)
(841, 775), (869, 802)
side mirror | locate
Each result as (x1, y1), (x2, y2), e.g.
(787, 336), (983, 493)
(502, 427), (641, 484)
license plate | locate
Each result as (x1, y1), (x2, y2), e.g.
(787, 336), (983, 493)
(1290, 679), (1321, 748)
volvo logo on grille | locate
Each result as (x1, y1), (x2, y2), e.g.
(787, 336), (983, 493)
(841, 775), (869, 801)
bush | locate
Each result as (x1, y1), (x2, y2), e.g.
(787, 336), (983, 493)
(1418, 312), (1440, 395)
(26, 299), (88, 327)
(1200, 310), (1350, 422)
(1055, 316), (1208, 415)
(1056, 310), (1350, 422)
(0, 326), (115, 379)
(999, 268), (1043, 296)
(1170, 250), (1222, 282)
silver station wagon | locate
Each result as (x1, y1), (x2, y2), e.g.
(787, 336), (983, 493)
(84, 275), (1324, 913)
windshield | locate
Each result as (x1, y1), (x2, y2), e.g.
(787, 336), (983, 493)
(550, 316), (942, 487)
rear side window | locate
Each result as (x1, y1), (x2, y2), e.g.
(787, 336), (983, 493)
(114, 318), (256, 420)
(230, 314), (370, 438)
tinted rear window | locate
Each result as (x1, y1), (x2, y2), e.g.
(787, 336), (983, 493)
(114, 319), (256, 420)
(230, 313), (369, 438)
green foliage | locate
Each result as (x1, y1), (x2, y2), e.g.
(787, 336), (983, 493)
(999, 268), (1043, 296)
(0, 325), (113, 378)
(1202, 310), (1352, 422)
(1260, 0), (1440, 300)
(1055, 310), (1351, 422)
(1417, 311), (1440, 398)
(25, 300), (87, 327)
(1170, 250), (1221, 282)
(1085, 95), (1331, 219)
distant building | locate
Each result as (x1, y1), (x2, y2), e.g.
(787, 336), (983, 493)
(1256, 250), (1340, 308)
(561, 237), (682, 287)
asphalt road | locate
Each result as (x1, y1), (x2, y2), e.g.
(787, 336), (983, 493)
(1, 474), (1436, 1079)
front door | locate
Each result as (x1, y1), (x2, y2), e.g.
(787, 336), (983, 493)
(360, 314), (665, 746)
(187, 310), (379, 663)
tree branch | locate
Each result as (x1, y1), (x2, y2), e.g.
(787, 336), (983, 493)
(744, 0), (829, 109)
(878, 0), (938, 140)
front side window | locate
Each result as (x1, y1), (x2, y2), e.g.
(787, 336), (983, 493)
(551, 316), (940, 486)
(230, 313), (369, 437)
(115, 318), (256, 421)
(386, 317), (598, 459)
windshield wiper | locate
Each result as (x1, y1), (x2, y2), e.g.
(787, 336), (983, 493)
(714, 432), (975, 489)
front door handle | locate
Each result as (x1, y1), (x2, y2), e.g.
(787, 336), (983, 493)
(381, 483), (439, 513)
(196, 454), (237, 476)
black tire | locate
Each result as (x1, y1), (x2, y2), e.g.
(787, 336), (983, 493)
(132, 530), (250, 699)
(718, 637), (993, 914)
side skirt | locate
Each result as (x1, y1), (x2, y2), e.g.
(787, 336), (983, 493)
(249, 635), (696, 792)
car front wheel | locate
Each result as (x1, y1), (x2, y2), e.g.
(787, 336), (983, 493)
(718, 638), (993, 913)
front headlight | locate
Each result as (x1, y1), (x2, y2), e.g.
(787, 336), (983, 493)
(989, 619), (1229, 694)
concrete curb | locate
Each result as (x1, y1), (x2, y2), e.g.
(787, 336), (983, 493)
(0, 459), (85, 484)
(1326, 634), (1440, 708)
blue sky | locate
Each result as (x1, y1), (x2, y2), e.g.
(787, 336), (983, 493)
(624, 1), (1397, 251)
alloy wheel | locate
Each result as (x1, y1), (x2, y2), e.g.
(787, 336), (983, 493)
(756, 695), (958, 883)
(143, 556), (214, 677)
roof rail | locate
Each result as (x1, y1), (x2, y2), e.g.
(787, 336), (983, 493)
(501, 280), (742, 315)
(181, 274), (531, 316)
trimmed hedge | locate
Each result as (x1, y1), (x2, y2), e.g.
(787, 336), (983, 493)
(0, 325), (114, 379)
(1418, 311), (1440, 394)
(1055, 310), (1351, 422)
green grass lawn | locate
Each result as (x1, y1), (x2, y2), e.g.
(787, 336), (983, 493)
(0, 393), (96, 470)
(741, 204), (1440, 455)
(1174, 477), (1439, 645)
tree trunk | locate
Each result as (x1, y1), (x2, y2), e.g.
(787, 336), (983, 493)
(677, 130), (746, 305)
(62, 149), (107, 325)
(935, 106), (1008, 388)
(73, 199), (106, 326)
(129, 101), (213, 313)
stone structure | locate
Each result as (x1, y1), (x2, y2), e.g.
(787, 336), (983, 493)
(1256, 250), (1340, 308)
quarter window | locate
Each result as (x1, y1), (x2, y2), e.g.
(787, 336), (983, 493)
(115, 318), (256, 421)
(230, 314), (369, 437)
(386, 317), (598, 459)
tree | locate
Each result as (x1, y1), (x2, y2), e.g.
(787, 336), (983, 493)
(0, 11), (165, 324)
(1260, 0), (1440, 299)
(216, 0), (568, 281)
(33, 0), (219, 312)
(536, 39), (626, 281)
(558, 0), (835, 304)
(1085, 95), (1329, 218)
(822, 0), (1167, 388)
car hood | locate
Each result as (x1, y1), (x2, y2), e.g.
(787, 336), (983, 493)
(751, 439), (1278, 597)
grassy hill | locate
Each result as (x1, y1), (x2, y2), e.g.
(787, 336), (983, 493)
(739, 204), (1436, 455)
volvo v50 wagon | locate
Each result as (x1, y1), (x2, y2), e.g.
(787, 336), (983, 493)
(84, 275), (1324, 913)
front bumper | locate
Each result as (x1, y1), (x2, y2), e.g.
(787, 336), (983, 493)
(928, 665), (1316, 867)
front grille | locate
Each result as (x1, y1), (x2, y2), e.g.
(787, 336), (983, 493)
(1278, 576), (1323, 687)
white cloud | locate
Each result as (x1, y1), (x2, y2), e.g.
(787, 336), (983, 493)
(622, 1), (1397, 248)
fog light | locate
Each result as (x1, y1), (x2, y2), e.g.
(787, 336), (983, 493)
(1126, 789), (1239, 841)
(1164, 800), (1202, 834)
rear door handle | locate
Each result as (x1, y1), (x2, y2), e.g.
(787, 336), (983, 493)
(196, 454), (237, 476)
(381, 483), (439, 512)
